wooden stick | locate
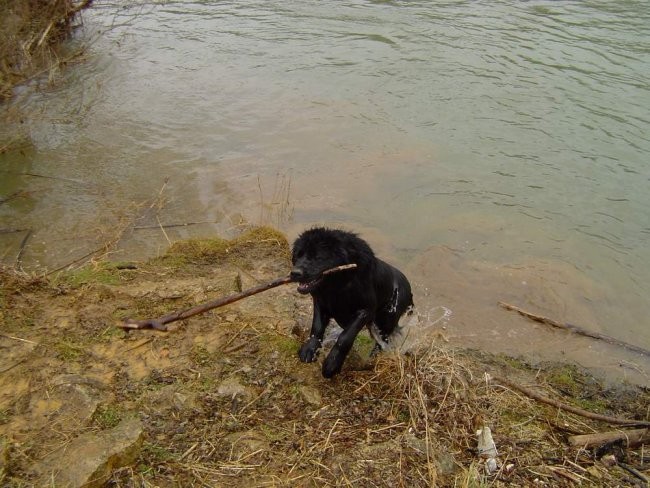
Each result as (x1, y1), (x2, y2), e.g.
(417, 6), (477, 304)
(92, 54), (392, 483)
(491, 375), (650, 427)
(568, 428), (650, 448)
(618, 462), (650, 485)
(498, 301), (650, 358)
(15, 229), (32, 268)
(118, 263), (357, 331)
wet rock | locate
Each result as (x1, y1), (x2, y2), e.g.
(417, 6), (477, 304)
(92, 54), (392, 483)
(32, 417), (143, 488)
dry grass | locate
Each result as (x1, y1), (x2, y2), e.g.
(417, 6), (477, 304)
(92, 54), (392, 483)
(0, 0), (91, 100)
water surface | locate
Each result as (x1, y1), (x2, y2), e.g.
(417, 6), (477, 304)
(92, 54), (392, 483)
(1, 0), (649, 381)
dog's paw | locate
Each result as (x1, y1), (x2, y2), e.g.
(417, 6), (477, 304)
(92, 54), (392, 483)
(298, 337), (321, 363)
(322, 350), (343, 378)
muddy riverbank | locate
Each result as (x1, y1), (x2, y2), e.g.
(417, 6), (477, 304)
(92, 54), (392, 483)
(1, 227), (648, 486)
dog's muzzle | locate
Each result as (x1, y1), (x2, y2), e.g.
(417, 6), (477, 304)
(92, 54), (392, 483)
(296, 276), (323, 295)
(291, 266), (325, 294)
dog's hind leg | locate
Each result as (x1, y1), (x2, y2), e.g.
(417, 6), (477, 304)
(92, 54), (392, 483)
(322, 310), (370, 378)
(368, 323), (390, 357)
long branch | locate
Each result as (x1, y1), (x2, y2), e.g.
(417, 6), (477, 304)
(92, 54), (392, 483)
(491, 374), (650, 427)
(498, 301), (650, 358)
(118, 263), (357, 331)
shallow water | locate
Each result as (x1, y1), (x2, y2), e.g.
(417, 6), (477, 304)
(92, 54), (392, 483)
(1, 1), (649, 382)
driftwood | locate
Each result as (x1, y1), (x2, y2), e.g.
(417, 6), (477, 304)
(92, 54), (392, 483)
(498, 301), (650, 358)
(15, 229), (32, 268)
(118, 264), (357, 331)
(491, 375), (650, 427)
(568, 428), (650, 448)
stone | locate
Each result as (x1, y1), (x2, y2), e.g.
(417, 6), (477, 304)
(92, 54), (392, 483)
(299, 385), (322, 406)
(32, 417), (143, 488)
(217, 376), (252, 401)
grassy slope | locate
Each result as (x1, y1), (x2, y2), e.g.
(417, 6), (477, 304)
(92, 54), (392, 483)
(0, 227), (648, 486)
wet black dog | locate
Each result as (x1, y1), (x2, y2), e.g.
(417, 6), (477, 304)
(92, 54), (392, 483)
(291, 227), (413, 378)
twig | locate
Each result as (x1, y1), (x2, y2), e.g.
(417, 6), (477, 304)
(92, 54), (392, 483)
(0, 171), (89, 186)
(157, 216), (172, 245)
(15, 229), (33, 267)
(568, 428), (650, 448)
(498, 301), (650, 358)
(45, 245), (104, 276)
(118, 263), (358, 331)
(491, 375), (650, 427)
(134, 220), (220, 230)
(0, 333), (37, 345)
(618, 462), (649, 485)
(123, 338), (154, 353)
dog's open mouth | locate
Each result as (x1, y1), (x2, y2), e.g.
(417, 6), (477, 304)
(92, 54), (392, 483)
(296, 276), (323, 294)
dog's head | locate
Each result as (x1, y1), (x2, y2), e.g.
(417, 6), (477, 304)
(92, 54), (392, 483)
(290, 227), (372, 294)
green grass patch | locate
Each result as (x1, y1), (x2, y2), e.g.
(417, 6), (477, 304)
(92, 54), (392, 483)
(353, 332), (376, 358)
(164, 226), (290, 268)
(263, 333), (300, 357)
(58, 263), (122, 288)
(190, 344), (214, 367)
(93, 404), (123, 429)
(141, 442), (176, 463)
(55, 340), (85, 361)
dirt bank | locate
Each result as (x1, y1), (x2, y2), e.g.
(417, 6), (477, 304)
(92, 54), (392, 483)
(0, 0), (91, 100)
(0, 227), (648, 486)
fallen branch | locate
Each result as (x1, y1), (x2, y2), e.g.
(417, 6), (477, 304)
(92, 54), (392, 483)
(498, 301), (650, 358)
(618, 462), (649, 485)
(133, 220), (221, 230)
(118, 264), (357, 331)
(568, 428), (649, 448)
(15, 229), (33, 268)
(490, 374), (650, 427)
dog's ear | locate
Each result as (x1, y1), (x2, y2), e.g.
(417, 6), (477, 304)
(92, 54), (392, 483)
(340, 234), (374, 269)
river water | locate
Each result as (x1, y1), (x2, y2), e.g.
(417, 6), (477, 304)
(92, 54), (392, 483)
(1, 1), (649, 382)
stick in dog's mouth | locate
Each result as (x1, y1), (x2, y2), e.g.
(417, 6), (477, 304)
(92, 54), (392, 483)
(119, 264), (358, 331)
(320, 263), (358, 275)
(295, 263), (357, 294)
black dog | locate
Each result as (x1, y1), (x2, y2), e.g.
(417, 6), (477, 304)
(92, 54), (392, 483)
(291, 227), (413, 378)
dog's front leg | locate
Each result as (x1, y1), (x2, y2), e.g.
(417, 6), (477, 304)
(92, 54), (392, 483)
(299, 298), (328, 363)
(322, 310), (370, 378)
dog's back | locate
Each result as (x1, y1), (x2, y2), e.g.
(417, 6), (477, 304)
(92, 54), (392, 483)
(372, 258), (413, 339)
